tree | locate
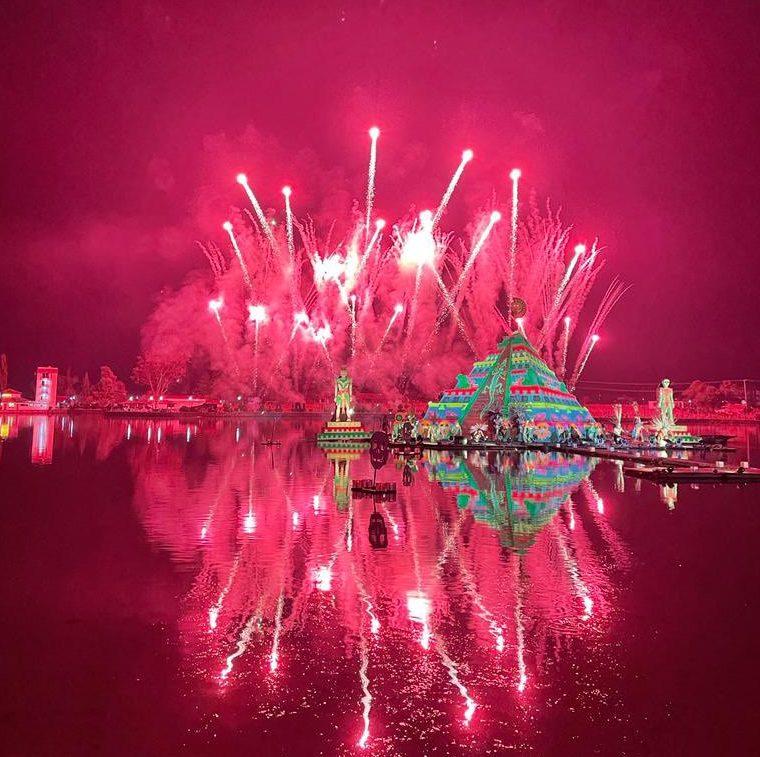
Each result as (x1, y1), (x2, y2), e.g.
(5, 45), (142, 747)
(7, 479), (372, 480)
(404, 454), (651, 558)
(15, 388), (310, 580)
(132, 353), (187, 398)
(682, 380), (719, 408)
(717, 380), (743, 403)
(0, 353), (7, 391)
(81, 372), (92, 400)
(58, 366), (80, 399)
(90, 366), (128, 408)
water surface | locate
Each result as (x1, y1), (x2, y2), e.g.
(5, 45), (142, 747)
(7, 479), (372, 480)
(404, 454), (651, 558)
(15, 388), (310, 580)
(1, 415), (759, 755)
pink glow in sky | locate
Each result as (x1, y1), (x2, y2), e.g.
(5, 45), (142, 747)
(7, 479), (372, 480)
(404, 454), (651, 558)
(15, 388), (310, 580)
(1, 1), (759, 386)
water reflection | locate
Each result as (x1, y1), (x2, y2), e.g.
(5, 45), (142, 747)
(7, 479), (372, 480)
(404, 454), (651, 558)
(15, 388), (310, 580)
(3, 417), (759, 752)
(74, 417), (628, 750)
(0, 414), (58, 464)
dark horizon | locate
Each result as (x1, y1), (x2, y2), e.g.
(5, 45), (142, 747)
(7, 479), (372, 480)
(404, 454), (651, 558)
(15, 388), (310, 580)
(2, 0), (760, 390)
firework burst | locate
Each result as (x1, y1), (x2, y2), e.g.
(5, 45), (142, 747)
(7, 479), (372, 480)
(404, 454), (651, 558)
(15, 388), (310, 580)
(142, 129), (624, 401)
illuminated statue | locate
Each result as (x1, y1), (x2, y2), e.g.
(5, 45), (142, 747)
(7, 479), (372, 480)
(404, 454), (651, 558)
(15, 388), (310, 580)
(657, 378), (675, 431)
(333, 367), (353, 421)
(612, 403), (623, 440)
(631, 402), (644, 442)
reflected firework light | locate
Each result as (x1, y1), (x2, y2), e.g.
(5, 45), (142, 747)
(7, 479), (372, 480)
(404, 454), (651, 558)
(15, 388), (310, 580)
(124, 423), (626, 746)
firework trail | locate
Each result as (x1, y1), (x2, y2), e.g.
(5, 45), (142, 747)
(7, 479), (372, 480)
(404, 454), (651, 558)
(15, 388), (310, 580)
(508, 168), (521, 311)
(560, 316), (571, 378)
(198, 241), (226, 279)
(433, 149), (473, 228)
(248, 304), (268, 392)
(357, 218), (384, 276)
(570, 334), (599, 390)
(374, 302), (404, 355)
(283, 186), (295, 265)
(365, 127), (380, 240)
(208, 297), (240, 378)
(555, 243), (585, 306)
(237, 173), (279, 254)
(222, 222), (252, 290)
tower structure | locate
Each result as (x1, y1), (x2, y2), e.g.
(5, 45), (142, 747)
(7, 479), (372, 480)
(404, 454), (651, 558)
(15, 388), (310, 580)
(35, 366), (58, 410)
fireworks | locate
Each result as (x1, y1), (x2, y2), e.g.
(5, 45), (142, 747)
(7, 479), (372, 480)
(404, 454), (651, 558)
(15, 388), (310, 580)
(433, 149), (473, 228)
(141, 127), (624, 401)
(222, 222), (252, 291)
(364, 126), (380, 239)
(508, 167), (521, 311)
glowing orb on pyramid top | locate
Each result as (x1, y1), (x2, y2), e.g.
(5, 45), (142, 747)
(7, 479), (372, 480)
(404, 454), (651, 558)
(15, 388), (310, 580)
(510, 297), (527, 318)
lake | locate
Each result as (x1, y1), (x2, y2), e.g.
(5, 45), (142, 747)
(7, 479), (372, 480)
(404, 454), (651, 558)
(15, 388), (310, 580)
(1, 415), (759, 755)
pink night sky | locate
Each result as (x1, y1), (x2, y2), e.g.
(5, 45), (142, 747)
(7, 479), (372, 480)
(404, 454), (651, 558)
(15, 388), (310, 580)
(1, 0), (759, 386)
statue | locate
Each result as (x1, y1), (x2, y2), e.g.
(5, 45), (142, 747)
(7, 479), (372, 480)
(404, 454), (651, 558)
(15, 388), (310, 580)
(630, 404), (642, 441)
(612, 403), (623, 441)
(657, 378), (676, 432)
(334, 366), (353, 421)
(317, 366), (370, 448)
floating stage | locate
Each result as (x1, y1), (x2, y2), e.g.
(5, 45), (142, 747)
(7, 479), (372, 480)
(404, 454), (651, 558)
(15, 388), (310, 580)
(390, 438), (732, 460)
(388, 438), (758, 486)
(624, 465), (760, 484)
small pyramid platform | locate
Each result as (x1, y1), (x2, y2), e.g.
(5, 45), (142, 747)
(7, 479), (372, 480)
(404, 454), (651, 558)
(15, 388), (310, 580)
(317, 420), (371, 451)
(424, 332), (596, 440)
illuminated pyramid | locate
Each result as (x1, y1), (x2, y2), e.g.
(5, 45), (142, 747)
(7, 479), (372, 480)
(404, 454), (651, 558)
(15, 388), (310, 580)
(424, 332), (596, 440)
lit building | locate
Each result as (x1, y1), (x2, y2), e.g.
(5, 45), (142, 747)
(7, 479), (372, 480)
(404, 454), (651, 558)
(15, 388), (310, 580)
(34, 366), (58, 410)
(0, 388), (24, 411)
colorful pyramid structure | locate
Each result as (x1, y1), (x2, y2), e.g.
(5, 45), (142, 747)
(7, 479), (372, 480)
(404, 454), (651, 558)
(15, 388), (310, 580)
(424, 332), (597, 441)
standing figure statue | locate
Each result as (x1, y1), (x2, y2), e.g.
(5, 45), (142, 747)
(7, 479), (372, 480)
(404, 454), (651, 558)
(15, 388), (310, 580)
(612, 403), (624, 442)
(631, 402), (644, 443)
(657, 378), (676, 432)
(334, 366), (354, 421)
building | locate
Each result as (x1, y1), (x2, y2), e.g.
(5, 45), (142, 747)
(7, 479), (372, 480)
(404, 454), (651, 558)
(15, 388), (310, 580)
(0, 367), (59, 413)
(35, 366), (58, 410)
(0, 388), (25, 411)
